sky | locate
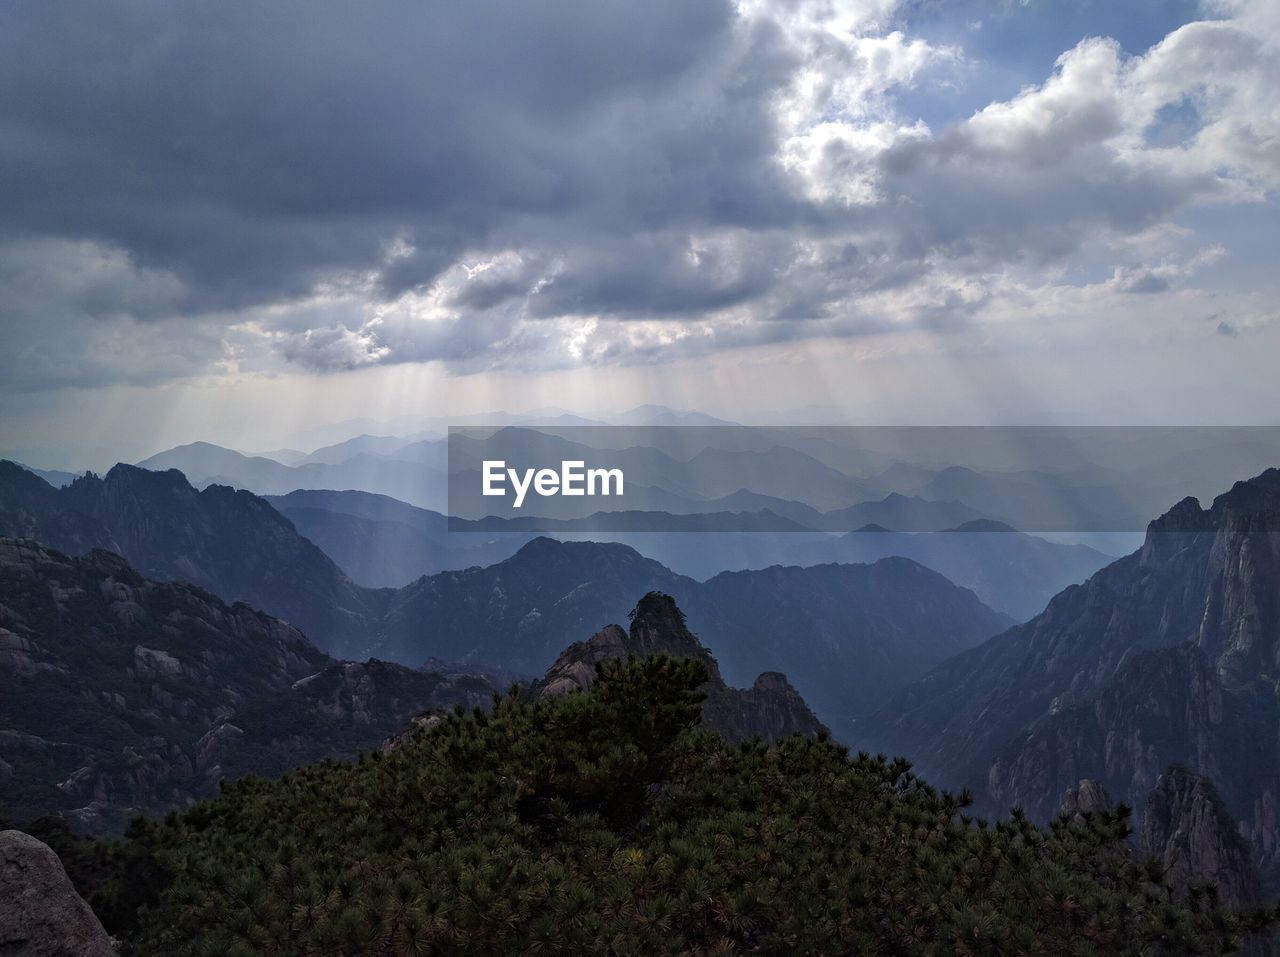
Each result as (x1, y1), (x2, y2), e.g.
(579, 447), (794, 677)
(1, 0), (1278, 467)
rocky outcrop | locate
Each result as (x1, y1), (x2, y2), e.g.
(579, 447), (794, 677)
(537, 592), (825, 744)
(0, 829), (114, 955)
(1053, 771), (1264, 908)
(1059, 779), (1112, 822)
(1142, 767), (1261, 906)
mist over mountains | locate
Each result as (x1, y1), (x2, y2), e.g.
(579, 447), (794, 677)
(81, 421), (1280, 538)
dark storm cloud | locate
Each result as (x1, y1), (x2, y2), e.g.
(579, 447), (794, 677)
(0, 0), (795, 310)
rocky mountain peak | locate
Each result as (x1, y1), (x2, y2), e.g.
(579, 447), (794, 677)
(536, 593), (824, 744)
(1198, 473), (1280, 682)
(1139, 496), (1210, 566)
(1059, 779), (1113, 821)
(1142, 767), (1262, 906)
(627, 592), (714, 667)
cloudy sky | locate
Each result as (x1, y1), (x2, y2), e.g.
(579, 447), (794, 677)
(1, 0), (1277, 466)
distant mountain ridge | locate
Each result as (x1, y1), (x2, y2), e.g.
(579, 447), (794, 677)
(137, 441), (448, 511)
(267, 488), (530, 587)
(272, 487), (1111, 620)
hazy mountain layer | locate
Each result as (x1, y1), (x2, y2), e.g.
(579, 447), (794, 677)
(269, 487), (1109, 619)
(0, 461), (389, 657)
(268, 488), (530, 587)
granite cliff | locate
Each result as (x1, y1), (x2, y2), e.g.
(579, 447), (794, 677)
(868, 469), (1280, 891)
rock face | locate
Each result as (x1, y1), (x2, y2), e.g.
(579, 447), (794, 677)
(0, 538), (496, 832)
(537, 592), (826, 744)
(1142, 768), (1261, 906)
(1059, 779), (1113, 821)
(0, 460), (382, 657)
(0, 829), (114, 956)
(866, 468), (1280, 891)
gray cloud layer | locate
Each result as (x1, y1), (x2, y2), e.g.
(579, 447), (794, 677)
(0, 0), (1276, 388)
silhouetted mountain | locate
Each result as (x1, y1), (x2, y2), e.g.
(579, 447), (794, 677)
(377, 538), (691, 671)
(535, 592), (825, 744)
(865, 468), (1280, 891)
(678, 560), (1012, 723)
(791, 520), (1114, 620)
(265, 486), (1107, 618)
(610, 405), (739, 426)
(819, 492), (989, 531)
(296, 434), (416, 465)
(14, 463), (79, 488)
(0, 461), (386, 656)
(267, 489), (529, 587)
(0, 461), (117, 557)
(0, 538), (495, 833)
(137, 442), (296, 486)
(136, 441), (447, 510)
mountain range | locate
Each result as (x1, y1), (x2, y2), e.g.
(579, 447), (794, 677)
(864, 468), (1280, 892)
(8, 444), (1280, 915)
(0, 460), (386, 657)
(122, 427), (1260, 539)
(0, 461), (1010, 727)
(138, 441), (449, 511)
(0, 538), (823, 834)
(270, 486), (1111, 620)
(374, 537), (1011, 724)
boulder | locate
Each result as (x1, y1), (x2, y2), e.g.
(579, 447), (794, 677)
(0, 829), (113, 955)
